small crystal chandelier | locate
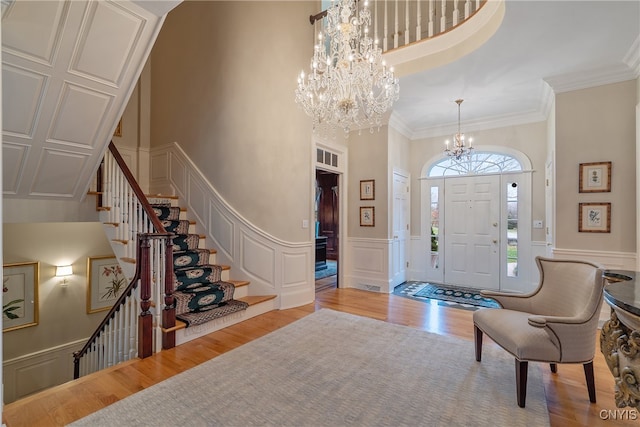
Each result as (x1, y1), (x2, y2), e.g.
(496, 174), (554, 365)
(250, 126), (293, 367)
(444, 99), (473, 160)
(295, 0), (400, 134)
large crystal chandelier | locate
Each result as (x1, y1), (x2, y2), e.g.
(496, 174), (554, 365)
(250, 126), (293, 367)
(444, 99), (474, 160)
(295, 0), (400, 134)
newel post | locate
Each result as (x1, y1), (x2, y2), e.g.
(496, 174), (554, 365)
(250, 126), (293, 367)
(162, 235), (176, 349)
(138, 234), (153, 358)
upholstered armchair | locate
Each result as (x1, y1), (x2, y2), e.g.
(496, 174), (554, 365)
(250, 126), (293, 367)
(473, 256), (605, 407)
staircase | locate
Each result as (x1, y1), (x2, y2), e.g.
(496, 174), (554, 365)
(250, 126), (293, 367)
(74, 143), (276, 378)
(147, 196), (277, 345)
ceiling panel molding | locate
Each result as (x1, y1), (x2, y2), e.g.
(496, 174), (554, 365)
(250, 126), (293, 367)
(46, 82), (114, 149)
(70, 0), (146, 87)
(2, 64), (48, 138)
(29, 148), (90, 198)
(1, 0), (68, 67)
(2, 142), (30, 194)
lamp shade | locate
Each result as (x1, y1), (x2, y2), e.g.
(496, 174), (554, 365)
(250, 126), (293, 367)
(56, 265), (73, 277)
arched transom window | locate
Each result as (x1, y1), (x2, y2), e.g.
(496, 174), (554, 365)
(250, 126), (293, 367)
(428, 152), (523, 177)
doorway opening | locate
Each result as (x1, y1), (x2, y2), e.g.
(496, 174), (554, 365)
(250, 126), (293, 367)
(315, 169), (339, 292)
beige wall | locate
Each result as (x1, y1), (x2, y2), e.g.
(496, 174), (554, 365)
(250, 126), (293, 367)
(555, 80), (636, 252)
(3, 223), (111, 360)
(348, 128), (389, 239)
(149, 1), (316, 242)
(408, 121), (548, 242)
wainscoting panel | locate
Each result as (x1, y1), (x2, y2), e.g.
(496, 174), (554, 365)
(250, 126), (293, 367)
(187, 172), (208, 230)
(114, 145), (137, 178)
(168, 149), (187, 200)
(209, 199), (235, 260)
(3, 339), (85, 404)
(346, 238), (392, 293)
(281, 251), (309, 288)
(240, 231), (276, 286)
(151, 143), (314, 310)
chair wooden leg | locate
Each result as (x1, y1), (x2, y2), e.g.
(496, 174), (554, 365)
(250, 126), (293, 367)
(550, 363), (557, 373)
(474, 325), (482, 362)
(516, 359), (528, 408)
(584, 361), (596, 403)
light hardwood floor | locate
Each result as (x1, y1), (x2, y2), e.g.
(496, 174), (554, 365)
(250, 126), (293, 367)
(3, 288), (634, 426)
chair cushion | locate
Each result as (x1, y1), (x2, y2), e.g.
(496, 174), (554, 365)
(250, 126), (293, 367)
(474, 308), (561, 362)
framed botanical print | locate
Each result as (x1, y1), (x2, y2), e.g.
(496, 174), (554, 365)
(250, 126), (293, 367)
(87, 256), (126, 313)
(360, 206), (375, 227)
(360, 180), (375, 200)
(3, 261), (39, 332)
(578, 202), (611, 233)
(579, 161), (611, 193)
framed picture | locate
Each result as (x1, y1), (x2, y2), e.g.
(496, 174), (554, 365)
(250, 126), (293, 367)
(579, 202), (611, 233)
(113, 119), (122, 137)
(3, 261), (39, 332)
(87, 256), (126, 313)
(360, 179), (375, 200)
(579, 161), (611, 193)
(360, 206), (375, 227)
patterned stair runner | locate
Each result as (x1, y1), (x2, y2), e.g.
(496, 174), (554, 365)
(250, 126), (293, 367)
(152, 204), (248, 327)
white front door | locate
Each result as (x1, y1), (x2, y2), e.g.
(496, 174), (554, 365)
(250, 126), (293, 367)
(392, 172), (409, 286)
(444, 175), (500, 289)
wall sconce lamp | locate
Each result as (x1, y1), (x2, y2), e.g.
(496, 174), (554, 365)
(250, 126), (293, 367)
(56, 265), (73, 287)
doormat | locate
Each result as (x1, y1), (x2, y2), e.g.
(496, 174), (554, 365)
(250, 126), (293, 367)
(412, 283), (500, 309)
(393, 282), (501, 310)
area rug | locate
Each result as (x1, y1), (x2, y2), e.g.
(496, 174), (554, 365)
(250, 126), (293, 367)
(70, 309), (549, 427)
(410, 282), (501, 309)
(315, 260), (337, 280)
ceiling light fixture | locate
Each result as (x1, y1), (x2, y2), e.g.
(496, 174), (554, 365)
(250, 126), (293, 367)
(444, 99), (473, 160)
(295, 0), (399, 134)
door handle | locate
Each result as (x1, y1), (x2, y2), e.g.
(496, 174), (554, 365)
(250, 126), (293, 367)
(492, 239), (498, 244)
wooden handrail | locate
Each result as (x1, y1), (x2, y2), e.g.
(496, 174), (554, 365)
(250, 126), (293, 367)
(107, 142), (166, 234)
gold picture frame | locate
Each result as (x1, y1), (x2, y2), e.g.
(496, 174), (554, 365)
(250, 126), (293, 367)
(578, 202), (611, 233)
(360, 179), (375, 200)
(113, 119), (122, 137)
(87, 256), (126, 313)
(360, 206), (375, 227)
(579, 161), (611, 193)
(3, 261), (39, 332)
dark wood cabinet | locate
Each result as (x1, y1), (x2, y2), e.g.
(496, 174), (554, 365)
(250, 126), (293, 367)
(315, 236), (327, 271)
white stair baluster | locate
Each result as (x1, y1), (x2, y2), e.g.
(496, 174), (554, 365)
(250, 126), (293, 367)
(416, 0), (422, 41)
(428, 0), (434, 37)
(394, 0), (399, 48)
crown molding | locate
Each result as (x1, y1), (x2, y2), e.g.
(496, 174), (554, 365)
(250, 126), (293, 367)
(544, 63), (637, 94)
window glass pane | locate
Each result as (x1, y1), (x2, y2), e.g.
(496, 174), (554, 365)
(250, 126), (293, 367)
(428, 152), (522, 177)
(507, 182), (518, 277)
(429, 186), (439, 269)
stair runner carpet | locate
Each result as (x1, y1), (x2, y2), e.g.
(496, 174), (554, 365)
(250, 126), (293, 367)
(152, 205), (248, 327)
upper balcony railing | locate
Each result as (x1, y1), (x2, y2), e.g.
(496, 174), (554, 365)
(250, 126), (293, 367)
(311, 0), (486, 53)
(378, 0), (485, 52)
